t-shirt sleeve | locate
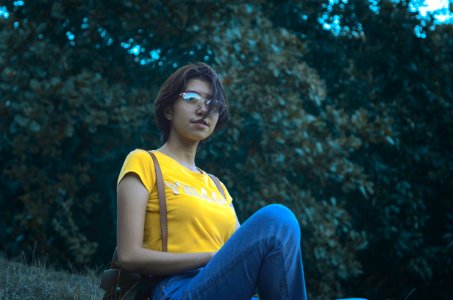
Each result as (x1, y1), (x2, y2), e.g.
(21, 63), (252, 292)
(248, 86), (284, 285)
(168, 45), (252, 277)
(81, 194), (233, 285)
(117, 149), (156, 194)
(219, 180), (233, 205)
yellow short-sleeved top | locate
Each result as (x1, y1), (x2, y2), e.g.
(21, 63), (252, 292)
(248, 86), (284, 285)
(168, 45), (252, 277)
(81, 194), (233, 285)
(117, 149), (236, 253)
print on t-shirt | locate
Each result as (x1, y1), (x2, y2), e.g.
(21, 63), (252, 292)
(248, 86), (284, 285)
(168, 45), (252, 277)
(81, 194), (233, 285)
(165, 180), (228, 206)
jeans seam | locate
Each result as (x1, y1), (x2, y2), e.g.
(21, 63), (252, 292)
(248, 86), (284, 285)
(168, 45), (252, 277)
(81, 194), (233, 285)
(276, 250), (290, 299)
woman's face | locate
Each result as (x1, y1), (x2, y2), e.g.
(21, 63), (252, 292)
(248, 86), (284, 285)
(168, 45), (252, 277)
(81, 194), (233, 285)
(165, 79), (220, 143)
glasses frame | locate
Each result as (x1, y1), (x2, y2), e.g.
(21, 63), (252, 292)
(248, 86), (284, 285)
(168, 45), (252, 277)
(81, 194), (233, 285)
(179, 92), (227, 115)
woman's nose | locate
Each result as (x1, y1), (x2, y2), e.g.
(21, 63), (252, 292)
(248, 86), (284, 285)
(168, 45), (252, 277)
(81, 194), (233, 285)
(196, 101), (209, 114)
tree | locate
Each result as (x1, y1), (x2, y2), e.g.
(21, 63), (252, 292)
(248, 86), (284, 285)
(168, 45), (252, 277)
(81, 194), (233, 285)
(266, 0), (453, 298)
(1, 1), (451, 299)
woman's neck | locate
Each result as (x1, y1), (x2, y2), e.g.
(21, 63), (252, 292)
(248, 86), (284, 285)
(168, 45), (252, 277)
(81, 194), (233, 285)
(157, 140), (199, 172)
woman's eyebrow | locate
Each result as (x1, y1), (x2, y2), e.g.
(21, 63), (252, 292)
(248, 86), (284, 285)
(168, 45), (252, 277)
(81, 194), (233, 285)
(185, 90), (213, 99)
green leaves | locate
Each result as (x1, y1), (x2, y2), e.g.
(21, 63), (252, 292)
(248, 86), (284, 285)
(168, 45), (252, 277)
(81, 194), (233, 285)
(0, 8), (155, 267)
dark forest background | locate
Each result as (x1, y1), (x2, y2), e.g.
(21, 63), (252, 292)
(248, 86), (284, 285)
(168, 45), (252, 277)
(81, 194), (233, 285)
(1, 0), (452, 299)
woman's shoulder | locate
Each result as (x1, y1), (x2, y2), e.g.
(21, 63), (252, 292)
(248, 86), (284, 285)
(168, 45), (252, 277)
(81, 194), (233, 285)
(126, 148), (155, 161)
(121, 149), (156, 171)
(118, 149), (157, 192)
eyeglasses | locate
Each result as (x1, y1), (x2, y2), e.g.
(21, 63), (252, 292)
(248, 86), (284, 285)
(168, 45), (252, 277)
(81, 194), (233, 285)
(179, 92), (226, 115)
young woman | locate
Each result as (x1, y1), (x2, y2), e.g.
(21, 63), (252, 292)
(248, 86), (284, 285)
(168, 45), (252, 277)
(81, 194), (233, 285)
(116, 63), (308, 300)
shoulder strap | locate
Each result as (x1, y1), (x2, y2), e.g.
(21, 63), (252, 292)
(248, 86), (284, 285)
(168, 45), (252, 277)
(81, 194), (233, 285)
(148, 151), (168, 252)
(208, 174), (226, 199)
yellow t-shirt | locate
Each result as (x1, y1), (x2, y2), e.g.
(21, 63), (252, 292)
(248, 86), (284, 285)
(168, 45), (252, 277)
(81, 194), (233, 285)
(117, 149), (236, 253)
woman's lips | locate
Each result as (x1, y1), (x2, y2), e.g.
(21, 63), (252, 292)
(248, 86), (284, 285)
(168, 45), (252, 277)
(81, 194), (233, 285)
(192, 119), (208, 126)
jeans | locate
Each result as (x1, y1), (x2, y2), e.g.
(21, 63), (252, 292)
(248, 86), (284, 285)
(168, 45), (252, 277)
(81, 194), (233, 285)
(151, 204), (308, 300)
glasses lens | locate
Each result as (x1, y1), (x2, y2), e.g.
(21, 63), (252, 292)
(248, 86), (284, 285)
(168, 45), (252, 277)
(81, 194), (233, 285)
(180, 92), (225, 115)
(181, 92), (202, 110)
(208, 100), (225, 115)
(181, 92), (201, 103)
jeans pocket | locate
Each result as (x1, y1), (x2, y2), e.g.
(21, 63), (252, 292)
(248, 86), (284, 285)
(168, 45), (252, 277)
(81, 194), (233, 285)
(160, 268), (201, 299)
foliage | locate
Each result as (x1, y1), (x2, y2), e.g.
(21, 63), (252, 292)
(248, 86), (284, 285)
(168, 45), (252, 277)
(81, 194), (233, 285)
(0, 2), (157, 265)
(1, 0), (452, 299)
(265, 0), (453, 298)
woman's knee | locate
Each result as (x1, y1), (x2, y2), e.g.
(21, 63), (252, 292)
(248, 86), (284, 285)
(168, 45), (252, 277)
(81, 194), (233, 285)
(254, 204), (300, 235)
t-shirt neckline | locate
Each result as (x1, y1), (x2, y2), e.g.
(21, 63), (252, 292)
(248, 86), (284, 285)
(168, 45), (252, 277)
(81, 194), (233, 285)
(151, 150), (206, 176)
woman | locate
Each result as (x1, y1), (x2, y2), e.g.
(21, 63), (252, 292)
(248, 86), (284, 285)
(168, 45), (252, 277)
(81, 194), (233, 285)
(116, 62), (308, 300)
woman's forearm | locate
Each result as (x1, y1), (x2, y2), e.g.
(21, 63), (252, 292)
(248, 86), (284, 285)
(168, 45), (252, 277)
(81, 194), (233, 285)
(118, 247), (215, 275)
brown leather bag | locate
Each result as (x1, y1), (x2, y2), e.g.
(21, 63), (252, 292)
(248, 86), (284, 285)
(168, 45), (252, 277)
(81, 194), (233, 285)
(99, 151), (226, 300)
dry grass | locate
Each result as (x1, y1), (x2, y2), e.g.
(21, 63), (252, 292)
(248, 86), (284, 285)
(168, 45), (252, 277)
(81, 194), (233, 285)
(0, 254), (104, 300)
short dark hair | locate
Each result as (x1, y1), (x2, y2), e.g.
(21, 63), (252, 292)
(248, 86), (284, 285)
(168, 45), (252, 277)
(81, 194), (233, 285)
(154, 63), (229, 142)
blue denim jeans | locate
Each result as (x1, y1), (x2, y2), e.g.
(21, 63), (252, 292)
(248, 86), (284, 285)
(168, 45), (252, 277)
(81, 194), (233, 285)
(151, 204), (308, 300)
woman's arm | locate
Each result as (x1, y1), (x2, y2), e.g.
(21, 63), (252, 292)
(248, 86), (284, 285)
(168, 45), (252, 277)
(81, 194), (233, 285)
(117, 173), (215, 275)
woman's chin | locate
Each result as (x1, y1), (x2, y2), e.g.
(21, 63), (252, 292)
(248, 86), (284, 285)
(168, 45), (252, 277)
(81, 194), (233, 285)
(181, 133), (212, 144)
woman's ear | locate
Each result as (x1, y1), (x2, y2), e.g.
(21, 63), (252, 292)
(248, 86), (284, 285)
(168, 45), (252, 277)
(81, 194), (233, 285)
(164, 106), (173, 121)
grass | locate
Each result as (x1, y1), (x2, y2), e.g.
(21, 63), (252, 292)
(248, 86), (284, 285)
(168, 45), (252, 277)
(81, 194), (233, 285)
(0, 254), (104, 300)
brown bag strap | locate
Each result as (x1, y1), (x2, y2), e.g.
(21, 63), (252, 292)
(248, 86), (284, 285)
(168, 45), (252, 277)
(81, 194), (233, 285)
(208, 174), (226, 199)
(148, 151), (168, 252)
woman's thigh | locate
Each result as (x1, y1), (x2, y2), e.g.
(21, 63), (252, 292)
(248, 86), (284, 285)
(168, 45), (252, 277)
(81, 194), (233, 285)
(152, 223), (262, 300)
